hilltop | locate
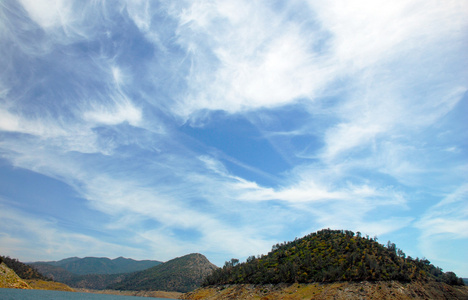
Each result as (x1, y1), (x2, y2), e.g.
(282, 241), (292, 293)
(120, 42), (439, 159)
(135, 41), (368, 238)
(203, 229), (464, 285)
(109, 253), (218, 293)
(183, 229), (467, 299)
(29, 256), (163, 290)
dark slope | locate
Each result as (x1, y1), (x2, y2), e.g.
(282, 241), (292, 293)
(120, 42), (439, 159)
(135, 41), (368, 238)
(203, 229), (464, 286)
(30, 256), (162, 275)
(25, 262), (125, 289)
(110, 253), (218, 293)
(1, 255), (49, 280)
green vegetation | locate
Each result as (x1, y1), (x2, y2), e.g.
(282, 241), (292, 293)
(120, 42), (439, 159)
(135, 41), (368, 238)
(203, 229), (465, 286)
(110, 253), (218, 293)
(30, 263), (127, 289)
(30, 256), (162, 275)
(30, 253), (217, 292)
(1, 255), (50, 281)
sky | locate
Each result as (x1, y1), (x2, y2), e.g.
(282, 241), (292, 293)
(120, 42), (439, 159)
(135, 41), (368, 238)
(0, 0), (467, 277)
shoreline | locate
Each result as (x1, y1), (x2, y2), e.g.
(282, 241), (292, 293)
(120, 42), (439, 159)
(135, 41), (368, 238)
(74, 288), (182, 299)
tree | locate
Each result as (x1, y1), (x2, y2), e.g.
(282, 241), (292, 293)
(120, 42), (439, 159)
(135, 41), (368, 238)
(223, 258), (239, 268)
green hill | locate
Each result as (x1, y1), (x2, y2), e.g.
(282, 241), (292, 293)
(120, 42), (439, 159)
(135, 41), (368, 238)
(109, 253), (218, 293)
(202, 229), (465, 286)
(30, 256), (162, 275)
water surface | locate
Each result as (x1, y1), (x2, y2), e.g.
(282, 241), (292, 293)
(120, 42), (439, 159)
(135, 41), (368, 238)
(0, 288), (177, 300)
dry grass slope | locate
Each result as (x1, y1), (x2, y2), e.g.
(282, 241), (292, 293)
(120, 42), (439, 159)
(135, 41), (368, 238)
(25, 279), (75, 291)
(182, 281), (468, 300)
(0, 262), (32, 289)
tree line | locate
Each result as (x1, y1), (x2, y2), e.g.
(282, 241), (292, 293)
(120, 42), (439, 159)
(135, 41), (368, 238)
(1, 255), (51, 281)
(203, 229), (464, 286)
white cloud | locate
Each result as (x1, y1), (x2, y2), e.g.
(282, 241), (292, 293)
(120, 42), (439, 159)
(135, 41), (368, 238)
(307, 0), (468, 71)
(18, 0), (73, 29)
(1, 0), (467, 272)
(83, 98), (142, 127)
(169, 0), (334, 118)
(417, 184), (468, 239)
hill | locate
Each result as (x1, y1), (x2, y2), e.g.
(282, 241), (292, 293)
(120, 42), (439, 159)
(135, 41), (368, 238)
(0, 262), (32, 289)
(30, 256), (162, 275)
(202, 229), (465, 286)
(109, 253), (218, 293)
(0, 256), (74, 291)
(1, 255), (50, 281)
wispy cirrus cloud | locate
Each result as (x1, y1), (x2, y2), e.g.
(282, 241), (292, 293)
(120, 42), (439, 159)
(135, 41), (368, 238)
(0, 0), (467, 276)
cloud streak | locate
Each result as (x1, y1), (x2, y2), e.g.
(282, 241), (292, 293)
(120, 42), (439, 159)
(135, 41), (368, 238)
(0, 0), (467, 276)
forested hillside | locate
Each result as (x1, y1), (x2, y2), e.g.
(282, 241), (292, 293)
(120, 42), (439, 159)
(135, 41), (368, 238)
(203, 229), (464, 286)
(29, 253), (217, 292)
(1, 255), (49, 281)
(110, 253), (218, 292)
(30, 256), (162, 275)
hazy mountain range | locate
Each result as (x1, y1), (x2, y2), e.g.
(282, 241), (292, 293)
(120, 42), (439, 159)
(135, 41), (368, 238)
(30, 256), (162, 275)
(28, 253), (216, 292)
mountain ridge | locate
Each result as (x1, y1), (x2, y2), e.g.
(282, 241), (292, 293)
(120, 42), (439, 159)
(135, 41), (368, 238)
(29, 256), (162, 275)
(28, 253), (218, 293)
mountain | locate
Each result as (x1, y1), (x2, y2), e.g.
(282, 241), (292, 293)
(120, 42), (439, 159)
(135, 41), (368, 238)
(30, 256), (162, 275)
(26, 263), (75, 282)
(202, 229), (465, 286)
(28, 256), (163, 289)
(29, 253), (218, 292)
(28, 263), (126, 289)
(109, 253), (218, 293)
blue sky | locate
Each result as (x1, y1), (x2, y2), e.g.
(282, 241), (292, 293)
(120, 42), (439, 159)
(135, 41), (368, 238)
(0, 0), (467, 276)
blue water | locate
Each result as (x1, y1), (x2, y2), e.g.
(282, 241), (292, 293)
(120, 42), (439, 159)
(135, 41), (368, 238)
(0, 288), (178, 299)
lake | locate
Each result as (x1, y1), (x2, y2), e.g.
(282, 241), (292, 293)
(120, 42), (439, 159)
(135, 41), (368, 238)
(0, 288), (178, 300)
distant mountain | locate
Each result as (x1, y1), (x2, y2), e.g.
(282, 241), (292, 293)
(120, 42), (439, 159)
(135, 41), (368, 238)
(26, 263), (75, 282)
(26, 263), (125, 289)
(30, 256), (162, 275)
(30, 253), (217, 292)
(109, 253), (218, 293)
